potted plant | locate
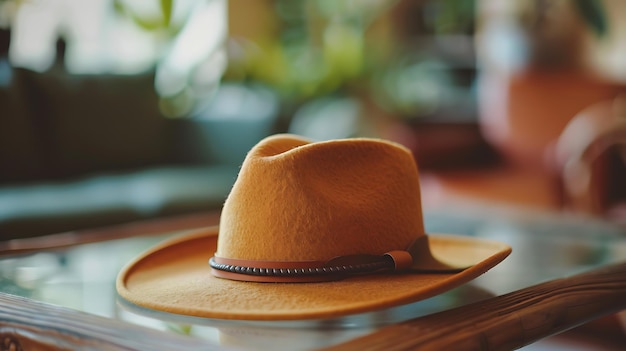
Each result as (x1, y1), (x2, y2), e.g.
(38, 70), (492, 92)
(475, 0), (624, 174)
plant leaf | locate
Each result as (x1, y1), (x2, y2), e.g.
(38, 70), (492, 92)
(574, 0), (607, 37)
(161, 0), (173, 27)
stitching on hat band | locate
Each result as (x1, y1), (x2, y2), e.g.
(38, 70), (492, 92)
(209, 255), (401, 283)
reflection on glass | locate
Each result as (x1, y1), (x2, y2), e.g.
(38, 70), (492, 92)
(1, 207), (624, 349)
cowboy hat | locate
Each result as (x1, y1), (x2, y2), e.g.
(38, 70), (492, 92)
(117, 134), (510, 321)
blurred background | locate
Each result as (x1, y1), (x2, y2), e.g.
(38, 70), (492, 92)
(0, 0), (625, 238)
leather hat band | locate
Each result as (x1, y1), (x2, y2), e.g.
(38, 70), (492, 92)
(209, 251), (413, 283)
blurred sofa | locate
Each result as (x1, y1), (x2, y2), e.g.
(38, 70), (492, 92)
(0, 61), (278, 239)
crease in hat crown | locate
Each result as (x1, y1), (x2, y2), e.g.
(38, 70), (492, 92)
(215, 134), (426, 265)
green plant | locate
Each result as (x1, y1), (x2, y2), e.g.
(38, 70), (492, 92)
(224, 0), (397, 105)
(112, 0), (183, 35)
(574, 0), (607, 37)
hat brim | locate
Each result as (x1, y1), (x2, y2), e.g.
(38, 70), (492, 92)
(116, 227), (510, 321)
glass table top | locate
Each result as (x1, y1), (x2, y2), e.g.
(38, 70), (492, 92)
(1, 204), (625, 350)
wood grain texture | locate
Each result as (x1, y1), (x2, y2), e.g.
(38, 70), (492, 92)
(321, 262), (626, 351)
(0, 293), (226, 351)
(1, 262), (624, 350)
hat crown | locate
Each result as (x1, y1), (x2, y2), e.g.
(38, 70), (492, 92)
(216, 134), (425, 262)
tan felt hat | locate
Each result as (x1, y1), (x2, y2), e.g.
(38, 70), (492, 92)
(117, 134), (511, 321)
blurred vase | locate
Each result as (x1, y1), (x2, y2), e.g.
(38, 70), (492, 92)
(478, 69), (622, 172)
(176, 83), (280, 166)
(475, 0), (625, 173)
